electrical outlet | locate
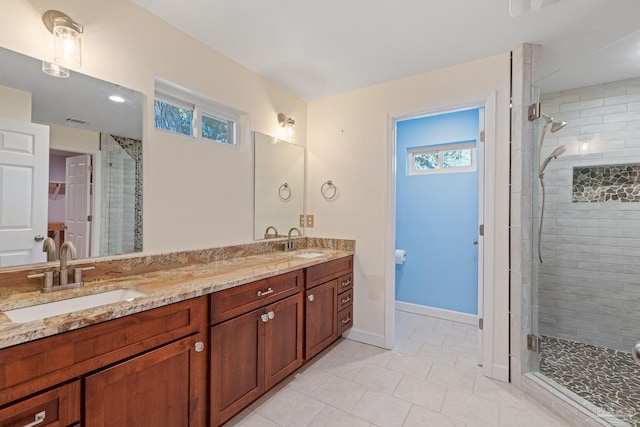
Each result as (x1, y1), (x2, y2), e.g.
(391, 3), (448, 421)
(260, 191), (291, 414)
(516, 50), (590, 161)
(306, 214), (314, 227)
(299, 215), (305, 227)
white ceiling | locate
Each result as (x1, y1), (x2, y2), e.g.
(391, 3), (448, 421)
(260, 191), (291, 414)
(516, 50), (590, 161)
(0, 47), (143, 140)
(130, 0), (640, 100)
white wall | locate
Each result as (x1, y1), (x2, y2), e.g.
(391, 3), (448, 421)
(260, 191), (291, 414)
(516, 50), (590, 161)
(0, 0), (307, 254)
(307, 53), (512, 372)
(0, 85), (31, 121)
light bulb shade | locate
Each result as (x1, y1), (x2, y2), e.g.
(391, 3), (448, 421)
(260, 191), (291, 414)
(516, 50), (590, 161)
(42, 10), (83, 69)
(53, 22), (81, 68)
(42, 61), (70, 78)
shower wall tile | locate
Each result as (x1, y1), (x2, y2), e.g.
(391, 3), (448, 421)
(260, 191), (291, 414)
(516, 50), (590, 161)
(539, 77), (640, 352)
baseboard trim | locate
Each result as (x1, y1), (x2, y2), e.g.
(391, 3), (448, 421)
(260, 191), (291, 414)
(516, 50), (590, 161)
(492, 364), (509, 383)
(395, 301), (477, 326)
(342, 328), (386, 348)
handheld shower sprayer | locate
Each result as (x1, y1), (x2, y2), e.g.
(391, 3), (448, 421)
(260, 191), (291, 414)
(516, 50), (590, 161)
(537, 114), (568, 263)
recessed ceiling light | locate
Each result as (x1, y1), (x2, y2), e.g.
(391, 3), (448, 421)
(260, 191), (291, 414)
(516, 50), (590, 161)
(109, 95), (125, 103)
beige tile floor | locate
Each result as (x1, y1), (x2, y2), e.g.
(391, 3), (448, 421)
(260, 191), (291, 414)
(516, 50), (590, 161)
(225, 310), (569, 427)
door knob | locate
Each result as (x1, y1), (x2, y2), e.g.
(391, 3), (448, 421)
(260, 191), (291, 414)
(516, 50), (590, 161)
(34, 235), (45, 242)
(473, 239), (479, 245)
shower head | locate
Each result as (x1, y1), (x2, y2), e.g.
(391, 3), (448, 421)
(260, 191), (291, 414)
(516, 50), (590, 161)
(539, 145), (567, 175)
(542, 113), (567, 133)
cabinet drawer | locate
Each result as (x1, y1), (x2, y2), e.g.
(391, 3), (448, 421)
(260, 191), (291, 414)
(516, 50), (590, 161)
(0, 297), (207, 406)
(337, 288), (353, 311)
(306, 256), (353, 289)
(211, 270), (303, 324)
(337, 273), (353, 293)
(337, 306), (353, 336)
(0, 380), (80, 427)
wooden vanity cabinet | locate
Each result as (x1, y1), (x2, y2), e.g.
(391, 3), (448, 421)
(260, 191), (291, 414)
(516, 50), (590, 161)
(210, 270), (304, 426)
(0, 381), (80, 427)
(305, 256), (354, 360)
(0, 297), (208, 427)
(85, 332), (206, 427)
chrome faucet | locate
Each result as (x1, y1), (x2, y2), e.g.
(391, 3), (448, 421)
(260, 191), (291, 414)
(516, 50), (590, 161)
(284, 227), (301, 251)
(59, 241), (77, 285)
(42, 237), (56, 262)
(265, 226), (279, 239)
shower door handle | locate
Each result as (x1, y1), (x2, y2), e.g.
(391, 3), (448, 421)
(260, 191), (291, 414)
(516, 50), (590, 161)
(633, 341), (640, 366)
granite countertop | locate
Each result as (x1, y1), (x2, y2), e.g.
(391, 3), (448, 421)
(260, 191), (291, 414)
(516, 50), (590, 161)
(0, 248), (353, 351)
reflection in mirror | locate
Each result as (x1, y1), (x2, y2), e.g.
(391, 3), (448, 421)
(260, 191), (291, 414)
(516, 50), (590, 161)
(0, 46), (143, 268)
(253, 132), (304, 240)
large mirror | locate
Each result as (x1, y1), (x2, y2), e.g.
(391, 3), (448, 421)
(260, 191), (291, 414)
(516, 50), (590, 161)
(0, 46), (143, 268)
(253, 132), (304, 240)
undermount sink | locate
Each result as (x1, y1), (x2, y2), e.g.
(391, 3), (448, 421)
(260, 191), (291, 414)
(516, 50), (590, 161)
(3, 288), (147, 324)
(291, 252), (325, 259)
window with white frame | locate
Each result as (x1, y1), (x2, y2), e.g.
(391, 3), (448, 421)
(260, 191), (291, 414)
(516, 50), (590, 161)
(408, 141), (477, 175)
(154, 78), (245, 148)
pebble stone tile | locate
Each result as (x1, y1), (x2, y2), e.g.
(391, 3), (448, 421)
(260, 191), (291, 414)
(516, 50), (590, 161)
(573, 164), (640, 203)
(540, 335), (640, 425)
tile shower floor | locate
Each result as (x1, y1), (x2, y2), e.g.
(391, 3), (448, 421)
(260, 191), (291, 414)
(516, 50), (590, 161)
(224, 311), (568, 427)
(540, 335), (640, 426)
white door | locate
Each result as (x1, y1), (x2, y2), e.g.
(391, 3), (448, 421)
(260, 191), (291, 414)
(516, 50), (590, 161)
(0, 117), (50, 267)
(65, 154), (91, 258)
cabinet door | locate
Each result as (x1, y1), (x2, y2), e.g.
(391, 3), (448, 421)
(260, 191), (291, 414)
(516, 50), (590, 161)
(210, 308), (264, 426)
(84, 334), (206, 427)
(0, 381), (80, 427)
(264, 293), (304, 389)
(305, 280), (338, 360)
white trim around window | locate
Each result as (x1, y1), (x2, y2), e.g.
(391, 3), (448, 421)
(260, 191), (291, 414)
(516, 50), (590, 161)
(407, 140), (477, 175)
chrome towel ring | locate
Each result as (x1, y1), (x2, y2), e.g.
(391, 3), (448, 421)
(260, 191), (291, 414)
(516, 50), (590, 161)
(279, 183), (292, 201)
(321, 180), (337, 200)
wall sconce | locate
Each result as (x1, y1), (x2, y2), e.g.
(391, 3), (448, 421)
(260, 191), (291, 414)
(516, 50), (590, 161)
(278, 113), (295, 138)
(42, 10), (83, 72)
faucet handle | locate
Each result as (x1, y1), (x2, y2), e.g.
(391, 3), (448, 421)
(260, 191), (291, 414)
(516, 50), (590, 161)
(27, 271), (55, 290)
(73, 266), (95, 284)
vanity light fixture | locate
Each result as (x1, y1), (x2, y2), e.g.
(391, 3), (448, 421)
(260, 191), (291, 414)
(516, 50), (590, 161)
(278, 113), (295, 138)
(109, 95), (126, 103)
(41, 61), (69, 78)
(42, 10), (83, 71)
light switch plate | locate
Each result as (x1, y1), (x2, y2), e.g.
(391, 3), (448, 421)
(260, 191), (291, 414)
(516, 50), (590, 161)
(299, 215), (305, 227)
(306, 214), (314, 227)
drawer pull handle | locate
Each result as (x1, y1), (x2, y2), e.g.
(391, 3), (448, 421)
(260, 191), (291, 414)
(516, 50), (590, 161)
(23, 411), (45, 427)
(261, 313), (269, 323)
(341, 296), (352, 304)
(268, 310), (275, 320)
(308, 294), (315, 302)
(257, 287), (274, 297)
(341, 279), (352, 287)
(341, 316), (351, 324)
(194, 341), (205, 352)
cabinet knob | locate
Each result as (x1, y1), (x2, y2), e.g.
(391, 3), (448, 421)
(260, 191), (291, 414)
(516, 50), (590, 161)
(194, 341), (205, 352)
(267, 310), (275, 320)
(308, 294), (315, 302)
(261, 313), (269, 323)
(22, 411), (46, 427)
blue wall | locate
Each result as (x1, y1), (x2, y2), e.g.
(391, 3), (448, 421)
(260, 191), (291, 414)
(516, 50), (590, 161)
(395, 109), (479, 315)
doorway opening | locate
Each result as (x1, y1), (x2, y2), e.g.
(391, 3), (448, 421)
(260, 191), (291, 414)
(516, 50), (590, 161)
(394, 107), (485, 363)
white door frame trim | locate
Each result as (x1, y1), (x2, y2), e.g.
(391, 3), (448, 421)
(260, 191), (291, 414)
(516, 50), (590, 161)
(51, 143), (102, 258)
(385, 91), (499, 379)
